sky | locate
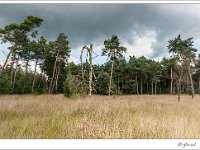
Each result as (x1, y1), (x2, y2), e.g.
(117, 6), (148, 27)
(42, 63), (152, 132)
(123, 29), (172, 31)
(1, 3), (200, 64)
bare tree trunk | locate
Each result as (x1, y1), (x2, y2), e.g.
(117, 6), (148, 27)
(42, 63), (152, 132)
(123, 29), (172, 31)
(55, 66), (60, 92)
(51, 66), (58, 93)
(199, 77), (200, 95)
(170, 65), (173, 95)
(140, 76), (143, 94)
(10, 49), (16, 86)
(32, 59), (38, 93)
(188, 68), (194, 98)
(177, 69), (184, 102)
(49, 52), (59, 94)
(109, 59), (114, 96)
(178, 77), (181, 102)
(89, 45), (93, 97)
(160, 83), (162, 94)
(147, 81), (149, 94)
(38, 70), (44, 89)
(12, 68), (17, 93)
(80, 47), (84, 81)
(151, 80), (153, 95)
(23, 59), (29, 93)
(155, 82), (157, 95)
(136, 74), (139, 95)
(117, 74), (120, 93)
(12, 54), (20, 93)
(37, 74), (41, 90)
(186, 74), (189, 93)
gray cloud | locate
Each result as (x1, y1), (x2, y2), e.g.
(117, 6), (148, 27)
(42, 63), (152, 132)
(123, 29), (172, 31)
(0, 3), (200, 61)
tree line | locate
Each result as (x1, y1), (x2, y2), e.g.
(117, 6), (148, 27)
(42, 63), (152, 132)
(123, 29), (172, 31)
(0, 16), (200, 100)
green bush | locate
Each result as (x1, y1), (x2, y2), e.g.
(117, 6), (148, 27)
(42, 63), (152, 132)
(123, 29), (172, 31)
(95, 72), (110, 95)
(63, 72), (86, 97)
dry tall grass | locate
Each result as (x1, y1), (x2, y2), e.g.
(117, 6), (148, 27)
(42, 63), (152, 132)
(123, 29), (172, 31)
(0, 94), (200, 138)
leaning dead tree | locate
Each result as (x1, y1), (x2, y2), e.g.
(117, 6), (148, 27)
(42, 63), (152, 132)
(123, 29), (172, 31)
(80, 44), (97, 97)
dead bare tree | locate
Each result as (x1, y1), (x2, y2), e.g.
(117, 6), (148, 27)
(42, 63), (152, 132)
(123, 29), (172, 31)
(81, 44), (93, 97)
(12, 54), (21, 92)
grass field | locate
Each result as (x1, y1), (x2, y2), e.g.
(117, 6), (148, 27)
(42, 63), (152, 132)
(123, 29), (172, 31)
(0, 94), (200, 138)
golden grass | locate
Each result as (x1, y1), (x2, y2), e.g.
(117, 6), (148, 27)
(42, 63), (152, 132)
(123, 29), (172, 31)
(0, 94), (200, 138)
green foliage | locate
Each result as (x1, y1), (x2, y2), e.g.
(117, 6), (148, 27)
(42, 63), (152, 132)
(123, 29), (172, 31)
(121, 79), (137, 94)
(0, 68), (47, 94)
(168, 34), (197, 66)
(95, 72), (110, 95)
(55, 33), (70, 59)
(0, 16), (43, 45)
(43, 33), (70, 93)
(102, 35), (127, 60)
(63, 72), (86, 97)
(168, 34), (197, 54)
(0, 69), (12, 94)
(102, 35), (127, 96)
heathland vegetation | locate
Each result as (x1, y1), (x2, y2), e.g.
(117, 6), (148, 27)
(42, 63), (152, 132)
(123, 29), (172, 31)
(1, 94), (200, 138)
(1, 16), (200, 101)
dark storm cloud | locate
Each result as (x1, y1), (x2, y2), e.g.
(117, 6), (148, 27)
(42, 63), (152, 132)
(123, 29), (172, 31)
(1, 4), (200, 59)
